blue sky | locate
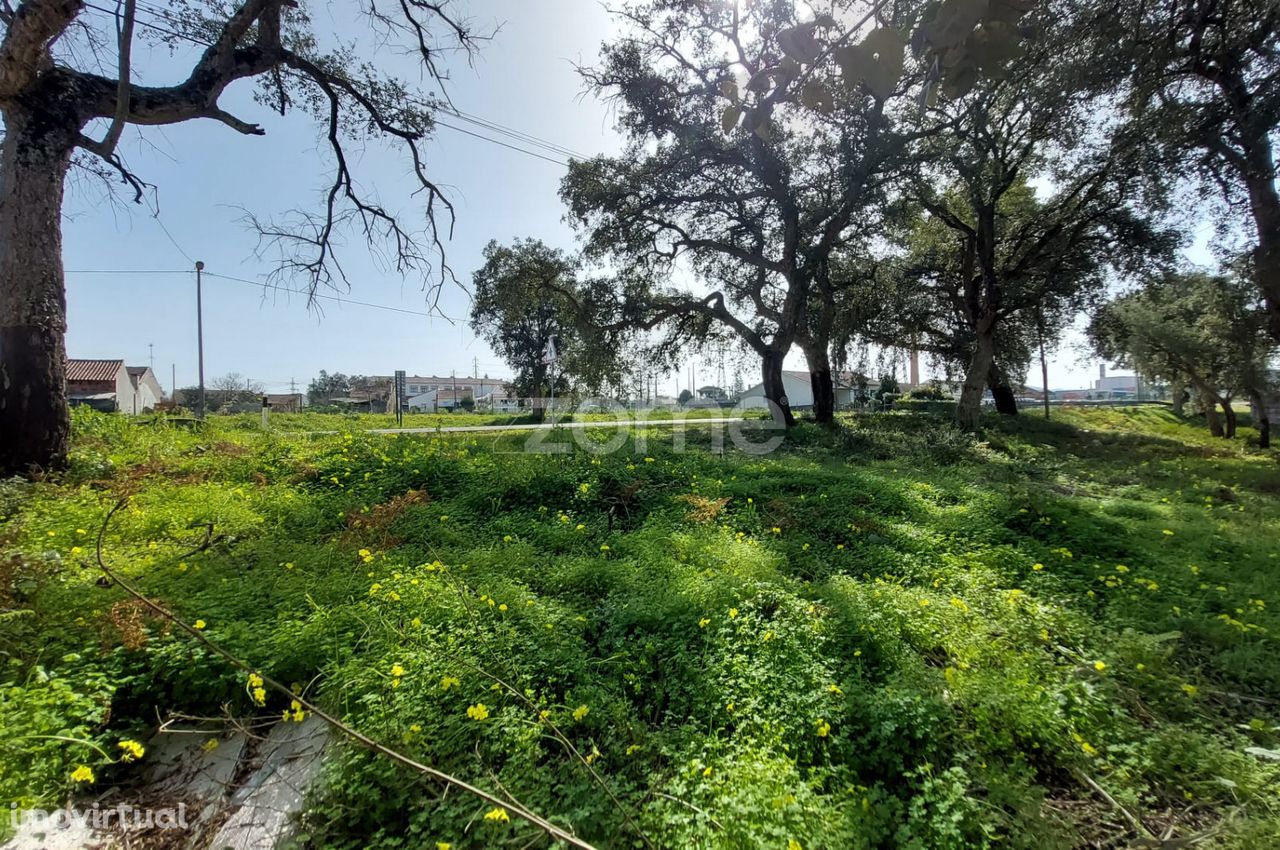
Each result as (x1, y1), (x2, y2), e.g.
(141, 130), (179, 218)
(62, 1), (1153, 397)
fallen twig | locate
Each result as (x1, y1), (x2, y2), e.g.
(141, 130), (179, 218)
(92, 498), (597, 850)
(1074, 768), (1233, 849)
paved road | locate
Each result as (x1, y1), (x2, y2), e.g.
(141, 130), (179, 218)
(294, 417), (751, 436)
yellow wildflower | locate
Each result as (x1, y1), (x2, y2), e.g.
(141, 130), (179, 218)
(572, 705), (590, 721)
(193, 620), (206, 630)
(483, 808), (510, 822)
(815, 719), (831, 738)
(390, 664), (406, 677)
(467, 703), (490, 721)
(1093, 661), (1107, 672)
(117, 740), (145, 762)
(70, 765), (95, 784)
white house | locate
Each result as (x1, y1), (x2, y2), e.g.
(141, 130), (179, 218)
(739, 370), (860, 409)
(125, 367), (165, 414)
(476, 390), (526, 413)
(66, 360), (164, 414)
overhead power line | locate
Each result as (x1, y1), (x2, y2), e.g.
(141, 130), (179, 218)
(65, 268), (444, 319)
(81, 1), (585, 167)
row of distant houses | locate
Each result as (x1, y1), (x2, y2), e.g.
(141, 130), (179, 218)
(68, 358), (1194, 418)
(394, 376), (525, 413)
(66, 359), (310, 414)
(325, 375), (525, 413)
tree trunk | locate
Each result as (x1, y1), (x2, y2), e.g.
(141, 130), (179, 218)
(1195, 384), (1223, 437)
(1221, 398), (1237, 439)
(0, 108), (77, 477)
(1171, 377), (1186, 416)
(761, 348), (795, 427)
(987, 361), (1019, 416)
(1239, 130), (1280, 343)
(955, 320), (995, 431)
(1247, 388), (1271, 449)
(528, 362), (547, 423)
(800, 341), (835, 425)
(1038, 327), (1050, 420)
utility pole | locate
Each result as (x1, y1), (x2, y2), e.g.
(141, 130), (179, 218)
(195, 260), (206, 419)
(148, 342), (154, 369)
(171, 363), (175, 402)
(473, 356), (478, 380)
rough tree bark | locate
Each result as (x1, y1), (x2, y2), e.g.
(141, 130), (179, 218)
(1238, 113), (1280, 343)
(1220, 398), (1237, 438)
(799, 341), (835, 425)
(1195, 385), (1224, 437)
(0, 101), (78, 476)
(1170, 377), (1186, 416)
(761, 348), (795, 427)
(1247, 388), (1271, 448)
(955, 317), (996, 430)
(987, 361), (1019, 416)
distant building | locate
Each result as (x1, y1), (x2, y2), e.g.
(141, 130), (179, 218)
(739, 370), (867, 409)
(475, 389), (526, 413)
(125, 367), (165, 414)
(265, 393), (305, 413)
(1093, 365), (1139, 398)
(406, 388), (472, 411)
(67, 359), (164, 413)
(391, 375), (511, 411)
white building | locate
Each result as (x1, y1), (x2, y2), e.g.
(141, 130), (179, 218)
(66, 360), (164, 414)
(1094, 365), (1139, 397)
(392, 375), (510, 411)
(739, 370), (860, 409)
(476, 390), (526, 413)
(125, 367), (165, 413)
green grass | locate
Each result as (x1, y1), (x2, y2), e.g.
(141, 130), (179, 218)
(1, 406), (1278, 849)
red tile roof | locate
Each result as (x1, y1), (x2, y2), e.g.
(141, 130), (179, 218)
(66, 359), (124, 382)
